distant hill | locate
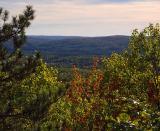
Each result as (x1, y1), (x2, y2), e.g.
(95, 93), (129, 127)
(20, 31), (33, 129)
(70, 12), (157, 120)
(23, 35), (129, 56)
(6, 35), (130, 67)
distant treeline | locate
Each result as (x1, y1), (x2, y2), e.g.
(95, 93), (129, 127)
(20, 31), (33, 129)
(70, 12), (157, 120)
(6, 35), (129, 67)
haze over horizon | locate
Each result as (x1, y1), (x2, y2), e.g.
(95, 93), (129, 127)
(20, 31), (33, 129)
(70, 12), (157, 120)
(1, 0), (160, 36)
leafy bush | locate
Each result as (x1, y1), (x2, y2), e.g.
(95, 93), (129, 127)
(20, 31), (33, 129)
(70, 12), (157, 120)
(48, 24), (160, 130)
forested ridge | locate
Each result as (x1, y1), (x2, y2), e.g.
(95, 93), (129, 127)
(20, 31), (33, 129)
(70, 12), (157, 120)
(6, 35), (129, 57)
(0, 6), (160, 130)
(6, 35), (129, 67)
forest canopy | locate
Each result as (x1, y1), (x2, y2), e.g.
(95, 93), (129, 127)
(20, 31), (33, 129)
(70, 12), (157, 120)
(0, 6), (159, 130)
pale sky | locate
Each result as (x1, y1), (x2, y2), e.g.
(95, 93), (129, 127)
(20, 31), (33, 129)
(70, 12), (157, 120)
(0, 0), (160, 36)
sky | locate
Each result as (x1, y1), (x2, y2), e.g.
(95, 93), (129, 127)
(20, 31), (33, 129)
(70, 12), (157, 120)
(0, 0), (160, 36)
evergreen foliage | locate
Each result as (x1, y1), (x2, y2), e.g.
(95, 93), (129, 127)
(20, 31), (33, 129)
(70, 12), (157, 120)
(0, 6), (64, 130)
(0, 5), (159, 130)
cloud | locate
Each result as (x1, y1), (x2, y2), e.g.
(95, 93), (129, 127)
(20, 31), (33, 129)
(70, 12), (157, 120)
(0, 0), (160, 36)
(0, 0), (159, 5)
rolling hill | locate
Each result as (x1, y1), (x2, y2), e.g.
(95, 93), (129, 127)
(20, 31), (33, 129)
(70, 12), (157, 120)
(6, 35), (130, 67)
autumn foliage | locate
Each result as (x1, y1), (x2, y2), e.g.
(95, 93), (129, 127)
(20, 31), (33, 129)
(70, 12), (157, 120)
(0, 5), (159, 130)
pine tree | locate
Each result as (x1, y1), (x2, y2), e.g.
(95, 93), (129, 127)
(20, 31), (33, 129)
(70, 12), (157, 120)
(0, 6), (41, 129)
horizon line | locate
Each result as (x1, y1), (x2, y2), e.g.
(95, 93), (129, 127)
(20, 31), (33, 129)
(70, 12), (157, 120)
(26, 34), (130, 37)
